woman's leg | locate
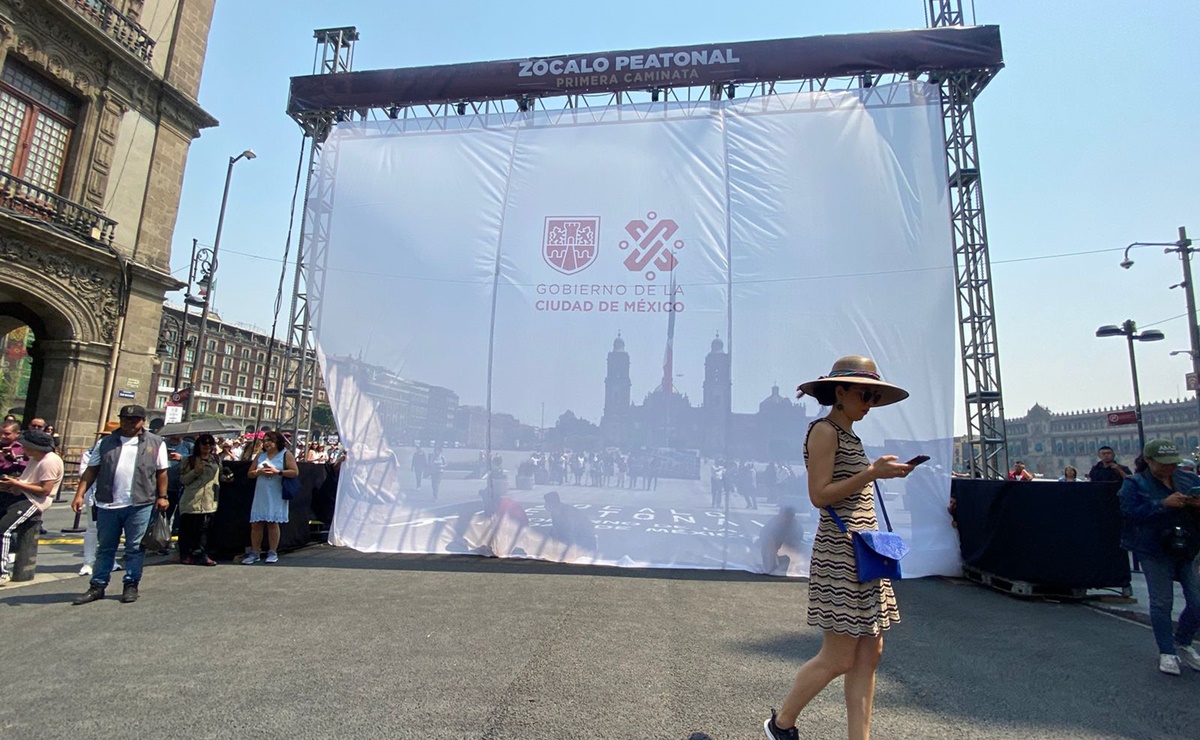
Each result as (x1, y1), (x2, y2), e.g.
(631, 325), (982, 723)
(267, 522), (281, 553)
(248, 521), (264, 555)
(177, 514), (197, 559)
(1141, 555), (1179, 654)
(197, 513), (212, 560)
(776, 631), (860, 728)
(844, 634), (884, 740)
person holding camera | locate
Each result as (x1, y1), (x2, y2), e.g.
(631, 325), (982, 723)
(0, 420), (27, 478)
(1118, 439), (1200, 675)
(0, 430), (63, 586)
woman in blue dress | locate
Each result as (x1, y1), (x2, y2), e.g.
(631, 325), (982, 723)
(243, 431), (298, 564)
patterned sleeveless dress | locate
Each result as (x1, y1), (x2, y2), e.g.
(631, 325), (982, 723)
(804, 418), (900, 636)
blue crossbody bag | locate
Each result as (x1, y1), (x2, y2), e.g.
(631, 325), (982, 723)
(825, 481), (909, 583)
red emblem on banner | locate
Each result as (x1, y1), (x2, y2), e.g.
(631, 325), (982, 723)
(543, 217), (600, 275)
(620, 211), (681, 281)
(1107, 410), (1138, 426)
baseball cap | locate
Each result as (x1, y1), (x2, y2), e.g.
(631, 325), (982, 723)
(1143, 439), (1183, 465)
(118, 404), (146, 419)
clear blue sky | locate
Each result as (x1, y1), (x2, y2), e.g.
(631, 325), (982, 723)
(172, 1), (1200, 435)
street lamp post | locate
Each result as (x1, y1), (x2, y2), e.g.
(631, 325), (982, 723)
(1096, 320), (1165, 453)
(1120, 227), (1199, 429)
(185, 149), (256, 421)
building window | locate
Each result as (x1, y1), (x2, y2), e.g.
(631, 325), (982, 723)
(162, 361), (173, 375)
(253, 378), (262, 391)
(257, 351), (265, 362)
(256, 364), (263, 374)
(156, 395), (167, 409)
(182, 366), (192, 379)
(234, 404), (243, 416)
(0, 60), (78, 193)
(202, 369), (212, 381)
(201, 384), (212, 393)
(198, 401), (208, 413)
(206, 339), (216, 351)
(219, 386), (229, 396)
(205, 351), (216, 366)
(242, 348), (251, 358)
(225, 343), (234, 355)
(268, 381), (276, 392)
(222, 357), (232, 369)
(237, 374), (247, 388)
(185, 348), (195, 363)
(239, 360), (249, 372)
(221, 371), (230, 384)
(216, 402), (226, 414)
(269, 367), (278, 378)
(159, 377), (172, 389)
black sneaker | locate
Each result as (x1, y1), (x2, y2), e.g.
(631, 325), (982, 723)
(72, 586), (105, 605)
(763, 709), (798, 740)
(119, 583), (139, 603)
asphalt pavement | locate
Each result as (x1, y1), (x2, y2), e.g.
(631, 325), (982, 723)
(4, 505), (1200, 740)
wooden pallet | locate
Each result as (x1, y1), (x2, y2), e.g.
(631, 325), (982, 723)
(961, 564), (1115, 600)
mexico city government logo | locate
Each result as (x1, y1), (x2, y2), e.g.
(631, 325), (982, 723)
(620, 211), (681, 281)
(543, 217), (600, 275)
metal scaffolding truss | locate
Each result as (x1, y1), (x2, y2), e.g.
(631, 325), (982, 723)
(286, 12), (1009, 475)
(280, 27), (358, 441)
(928, 0), (1009, 477)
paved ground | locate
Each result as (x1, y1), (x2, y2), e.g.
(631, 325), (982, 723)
(5, 508), (1200, 740)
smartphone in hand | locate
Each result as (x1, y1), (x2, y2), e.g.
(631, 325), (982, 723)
(906, 455), (931, 467)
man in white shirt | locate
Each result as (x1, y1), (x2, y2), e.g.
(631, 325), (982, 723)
(0, 430), (63, 586)
(70, 405), (169, 605)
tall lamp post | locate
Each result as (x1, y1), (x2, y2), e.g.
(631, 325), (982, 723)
(185, 149), (256, 421)
(1096, 320), (1165, 453)
(1119, 227), (1199, 428)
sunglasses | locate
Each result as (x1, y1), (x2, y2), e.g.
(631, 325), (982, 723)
(858, 389), (882, 404)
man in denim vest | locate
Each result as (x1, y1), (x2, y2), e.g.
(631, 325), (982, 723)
(69, 405), (169, 605)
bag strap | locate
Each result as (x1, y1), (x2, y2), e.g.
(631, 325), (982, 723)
(824, 504), (850, 533)
(874, 480), (894, 533)
(824, 481), (894, 534)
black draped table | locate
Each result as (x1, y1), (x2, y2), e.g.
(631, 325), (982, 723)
(951, 479), (1131, 591)
(208, 462), (339, 556)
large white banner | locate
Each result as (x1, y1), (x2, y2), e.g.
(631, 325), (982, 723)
(313, 82), (959, 577)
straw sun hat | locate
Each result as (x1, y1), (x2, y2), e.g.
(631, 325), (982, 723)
(795, 355), (909, 407)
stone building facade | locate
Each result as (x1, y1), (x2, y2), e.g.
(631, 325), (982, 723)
(1002, 399), (1200, 477)
(0, 0), (216, 454)
(149, 304), (328, 433)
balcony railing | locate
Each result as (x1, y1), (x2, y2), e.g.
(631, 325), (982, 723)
(64, 0), (156, 65)
(0, 169), (117, 246)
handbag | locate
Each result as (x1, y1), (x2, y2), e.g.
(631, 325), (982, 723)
(825, 481), (910, 583)
(281, 474), (300, 501)
(141, 509), (172, 552)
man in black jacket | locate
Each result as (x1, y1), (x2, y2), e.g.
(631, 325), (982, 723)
(1089, 446), (1131, 483)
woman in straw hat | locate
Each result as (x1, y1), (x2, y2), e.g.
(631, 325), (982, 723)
(763, 355), (915, 740)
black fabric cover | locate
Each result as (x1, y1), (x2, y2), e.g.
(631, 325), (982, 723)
(209, 462), (336, 556)
(952, 480), (1131, 589)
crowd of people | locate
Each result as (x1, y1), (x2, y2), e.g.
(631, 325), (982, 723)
(0, 405), (346, 599)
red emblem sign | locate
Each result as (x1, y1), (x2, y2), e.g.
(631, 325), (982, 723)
(543, 217), (600, 275)
(1107, 410), (1138, 426)
(620, 211), (681, 281)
